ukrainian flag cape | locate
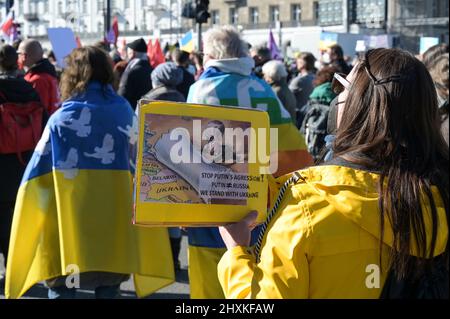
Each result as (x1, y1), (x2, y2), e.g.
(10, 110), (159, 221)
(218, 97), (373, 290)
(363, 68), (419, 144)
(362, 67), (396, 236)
(186, 58), (313, 298)
(5, 82), (174, 299)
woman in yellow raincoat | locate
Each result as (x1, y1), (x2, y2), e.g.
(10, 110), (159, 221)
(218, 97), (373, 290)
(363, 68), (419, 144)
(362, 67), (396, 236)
(218, 48), (449, 299)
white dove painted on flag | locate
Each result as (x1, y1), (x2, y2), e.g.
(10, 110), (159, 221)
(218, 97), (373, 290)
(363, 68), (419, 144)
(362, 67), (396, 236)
(35, 126), (51, 155)
(56, 148), (79, 179)
(59, 107), (92, 137)
(117, 116), (138, 145)
(84, 134), (115, 164)
(33, 126), (52, 168)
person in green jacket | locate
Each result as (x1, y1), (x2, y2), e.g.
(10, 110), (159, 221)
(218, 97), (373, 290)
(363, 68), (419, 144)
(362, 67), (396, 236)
(308, 65), (338, 105)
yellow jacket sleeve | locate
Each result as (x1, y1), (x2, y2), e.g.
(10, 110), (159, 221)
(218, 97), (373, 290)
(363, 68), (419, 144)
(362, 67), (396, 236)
(218, 246), (255, 299)
(218, 189), (311, 299)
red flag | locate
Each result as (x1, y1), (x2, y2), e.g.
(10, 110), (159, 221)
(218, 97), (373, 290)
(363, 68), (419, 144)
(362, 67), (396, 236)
(75, 36), (82, 48)
(1, 11), (14, 36)
(147, 39), (153, 62)
(150, 39), (165, 68)
(112, 16), (119, 46)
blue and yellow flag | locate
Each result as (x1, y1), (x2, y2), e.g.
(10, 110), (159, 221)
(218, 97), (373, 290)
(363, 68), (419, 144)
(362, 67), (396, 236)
(180, 30), (195, 53)
(5, 82), (174, 299)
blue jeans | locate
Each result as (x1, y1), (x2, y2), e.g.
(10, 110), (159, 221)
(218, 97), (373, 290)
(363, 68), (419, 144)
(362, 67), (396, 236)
(47, 284), (121, 299)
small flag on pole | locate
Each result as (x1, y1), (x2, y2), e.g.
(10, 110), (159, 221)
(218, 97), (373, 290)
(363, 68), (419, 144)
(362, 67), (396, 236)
(180, 30), (195, 53)
(1, 11), (14, 37)
(147, 38), (153, 62)
(268, 29), (282, 60)
(150, 39), (165, 68)
(106, 16), (119, 45)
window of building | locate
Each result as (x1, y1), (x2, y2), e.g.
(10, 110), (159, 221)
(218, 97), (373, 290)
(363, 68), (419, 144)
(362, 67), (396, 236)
(29, 0), (37, 14)
(98, 21), (103, 33)
(398, 0), (425, 19)
(43, 0), (49, 14)
(57, 1), (63, 15)
(19, 0), (24, 15)
(98, 0), (105, 12)
(313, 1), (320, 24)
(434, 0), (449, 18)
(83, 0), (88, 13)
(249, 7), (259, 25)
(67, 0), (75, 11)
(124, 0), (130, 9)
(211, 10), (220, 25)
(38, 0), (43, 14)
(353, 0), (385, 25)
(229, 7), (238, 25)
(318, 0), (343, 26)
(269, 5), (280, 23)
(291, 4), (301, 22)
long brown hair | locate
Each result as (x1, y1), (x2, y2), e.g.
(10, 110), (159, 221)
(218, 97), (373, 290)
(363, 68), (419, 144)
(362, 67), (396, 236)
(60, 46), (114, 101)
(333, 48), (449, 279)
(313, 65), (338, 86)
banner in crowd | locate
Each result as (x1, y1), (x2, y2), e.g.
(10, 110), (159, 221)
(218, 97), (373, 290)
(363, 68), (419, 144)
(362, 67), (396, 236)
(47, 27), (78, 68)
(133, 101), (270, 226)
(364, 34), (390, 50)
(420, 37), (439, 54)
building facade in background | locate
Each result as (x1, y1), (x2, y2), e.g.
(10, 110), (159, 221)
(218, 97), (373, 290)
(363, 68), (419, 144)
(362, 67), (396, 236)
(1, 0), (448, 54)
(3, 0), (187, 40)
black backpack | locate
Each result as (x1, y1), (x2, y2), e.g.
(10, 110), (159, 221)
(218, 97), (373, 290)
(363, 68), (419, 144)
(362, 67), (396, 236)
(300, 101), (330, 161)
(380, 254), (449, 299)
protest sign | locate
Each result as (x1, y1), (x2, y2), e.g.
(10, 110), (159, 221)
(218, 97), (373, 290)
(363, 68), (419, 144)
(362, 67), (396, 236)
(47, 27), (77, 68)
(420, 37), (439, 54)
(133, 101), (270, 226)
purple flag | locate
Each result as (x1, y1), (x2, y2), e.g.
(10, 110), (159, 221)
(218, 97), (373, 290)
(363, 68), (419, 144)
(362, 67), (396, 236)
(105, 28), (116, 44)
(268, 30), (282, 60)
(9, 27), (18, 43)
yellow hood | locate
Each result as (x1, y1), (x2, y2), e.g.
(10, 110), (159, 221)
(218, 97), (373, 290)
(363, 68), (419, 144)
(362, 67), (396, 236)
(270, 165), (448, 258)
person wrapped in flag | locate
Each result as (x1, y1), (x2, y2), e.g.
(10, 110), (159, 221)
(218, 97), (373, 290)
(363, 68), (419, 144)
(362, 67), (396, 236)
(186, 26), (313, 298)
(5, 46), (174, 299)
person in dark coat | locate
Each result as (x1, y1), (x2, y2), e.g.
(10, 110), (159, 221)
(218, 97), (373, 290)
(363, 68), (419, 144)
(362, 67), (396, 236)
(327, 44), (352, 75)
(171, 49), (195, 100)
(0, 44), (42, 273)
(250, 46), (272, 79)
(118, 38), (153, 110)
(143, 62), (185, 102)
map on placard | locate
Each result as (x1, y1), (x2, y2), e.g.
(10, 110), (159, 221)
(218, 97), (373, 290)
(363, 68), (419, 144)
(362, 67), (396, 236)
(139, 113), (252, 205)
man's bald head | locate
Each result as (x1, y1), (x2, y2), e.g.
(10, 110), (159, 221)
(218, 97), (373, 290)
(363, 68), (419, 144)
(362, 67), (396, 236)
(18, 39), (44, 68)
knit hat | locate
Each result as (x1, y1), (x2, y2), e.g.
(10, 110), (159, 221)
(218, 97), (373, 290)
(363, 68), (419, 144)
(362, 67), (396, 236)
(0, 44), (18, 72)
(151, 62), (184, 87)
(126, 38), (147, 53)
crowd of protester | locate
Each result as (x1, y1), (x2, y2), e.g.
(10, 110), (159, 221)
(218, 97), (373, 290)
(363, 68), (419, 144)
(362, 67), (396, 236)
(0, 26), (448, 299)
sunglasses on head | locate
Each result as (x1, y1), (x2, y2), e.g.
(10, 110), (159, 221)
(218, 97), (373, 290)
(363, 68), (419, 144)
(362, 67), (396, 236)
(331, 72), (351, 95)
